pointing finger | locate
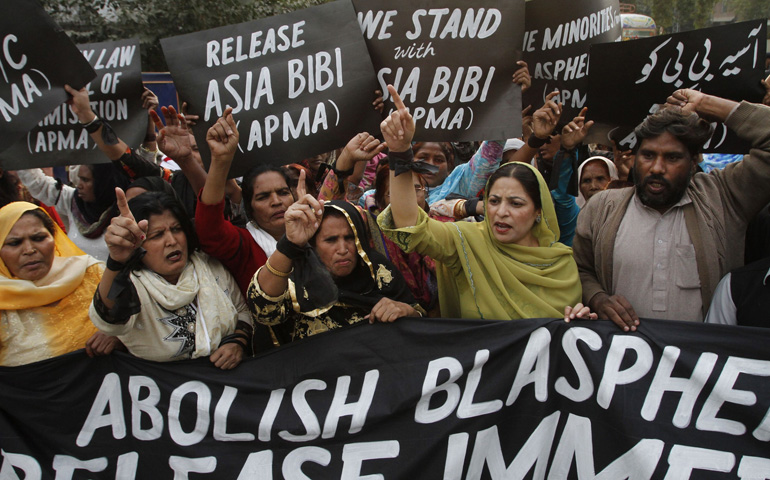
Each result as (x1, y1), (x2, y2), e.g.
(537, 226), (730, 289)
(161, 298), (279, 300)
(297, 169), (307, 198)
(387, 84), (407, 113)
(545, 90), (560, 102)
(115, 188), (135, 221)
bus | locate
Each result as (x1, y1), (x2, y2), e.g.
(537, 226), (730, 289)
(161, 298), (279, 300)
(620, 13), (657, 41)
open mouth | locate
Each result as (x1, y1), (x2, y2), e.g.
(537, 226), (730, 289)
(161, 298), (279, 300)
(493, 222), (512, 234)
(645, 180), (667, 194)
(166, 250), (183, 262)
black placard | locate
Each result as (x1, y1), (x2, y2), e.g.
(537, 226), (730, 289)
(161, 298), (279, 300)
(0, 0), (95, 156)
(160, 0), (381, 178)
(0, 39), (145, 170)
(352, 0), (524, 142)
(1, 317), (769, 478)
(522, 0), (621, 121)
(586, 20), (767, 154)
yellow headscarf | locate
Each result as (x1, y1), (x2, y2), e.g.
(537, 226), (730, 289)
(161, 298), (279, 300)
(433, 161), (581, 319)
(0, 202), (97, 309)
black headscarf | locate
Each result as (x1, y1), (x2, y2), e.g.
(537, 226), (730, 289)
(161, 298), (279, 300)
(290, 200), (416, 313)
(72, 163), (130, 238)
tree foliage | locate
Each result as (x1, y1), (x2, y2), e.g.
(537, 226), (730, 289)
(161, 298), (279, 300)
(732, 0), (770, 22)
(630, 0), (768, 33)
(41, 0), (330, 71)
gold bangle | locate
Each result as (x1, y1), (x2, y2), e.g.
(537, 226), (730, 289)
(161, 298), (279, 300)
(453, 200), (467, 219)
(265, 259), (292, 278)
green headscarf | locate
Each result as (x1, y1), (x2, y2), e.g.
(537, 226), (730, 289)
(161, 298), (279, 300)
(381, 161), (581, 320)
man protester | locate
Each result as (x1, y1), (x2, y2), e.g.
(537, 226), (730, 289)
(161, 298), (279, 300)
(573, 88), (770, 331)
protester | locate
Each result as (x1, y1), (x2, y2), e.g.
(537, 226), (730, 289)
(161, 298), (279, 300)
(705, 256), (770, 327)
(356, 63), (531, 210)
(249, 188), (423, 343)
(283, 163), (317, 200)
(194, 108), (294, 297)
(17, 162), (128, 261)
(0, 168), (21, 209)
(16, 85), (202, 259)
(503, 94), (592, 246)
(574, 89), (770, 331)
(377, 86), (594, 321)
(318, 144), (439, 313)
(577, 156), (619, 207)
(90, 190), (251, 369)
(0, 202), (118, 366)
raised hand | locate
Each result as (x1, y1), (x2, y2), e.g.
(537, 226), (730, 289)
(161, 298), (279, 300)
(181, 101), (200, 127)
(665, 89), (707, 116)
(141, 87), (159, 114)
(339, 132), (387, 169)
(152, 105), (193, 162)
(521, 104), (534, 140)
(561, 107), (594, 150)
(284, 170), (324, 246)
(206, 106), (239, 160)
(104, 188), (148, 263)
(373, 89), (385, 114)
(532, 90), (562, 139)
(380, 85), (415, 152)
(64, 84), (95, 123)
(512, 60), (531, 92)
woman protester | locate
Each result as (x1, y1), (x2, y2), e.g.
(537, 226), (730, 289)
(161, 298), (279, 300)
(317, 138), (439, 313)
(377, 86), (595, 321)
(194, 108), (294, 296)
(90, 190), (251, 369)
(17, 163), (129, 261)
(248, 172), (424, 344)
(1, 202), (118, 366)
(577, 156), (619, 207)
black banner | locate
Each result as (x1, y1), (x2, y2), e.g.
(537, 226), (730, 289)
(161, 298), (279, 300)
(352, 0), (524, 142)
(0, 39), (145, 170)
(522, 0), (621, 121)
(160, 0), (381, 178)
(0, 0), (95, 156)
(2, 318), (769, 478)
(586, 20), (767, 154)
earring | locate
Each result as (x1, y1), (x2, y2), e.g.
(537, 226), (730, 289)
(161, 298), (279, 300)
(535, 214), (541, 224)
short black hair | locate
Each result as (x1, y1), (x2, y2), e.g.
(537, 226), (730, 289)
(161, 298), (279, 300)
(633, 108), (713, 158)
(127, 192), (198, 256)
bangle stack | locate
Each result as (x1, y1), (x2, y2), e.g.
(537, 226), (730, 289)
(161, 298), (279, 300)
(453, 200), (467, 219)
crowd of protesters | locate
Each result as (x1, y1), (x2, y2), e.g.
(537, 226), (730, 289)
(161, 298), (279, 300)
(2, 41), (770, 370)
